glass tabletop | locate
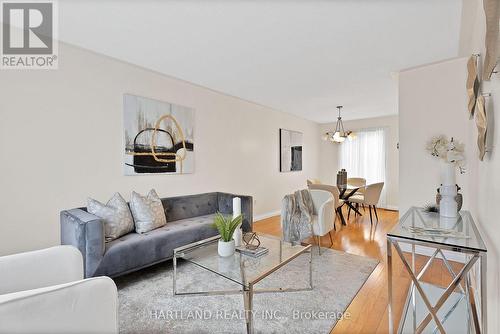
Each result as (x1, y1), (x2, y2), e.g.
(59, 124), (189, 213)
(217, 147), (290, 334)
(174, 234), (311, 287)
(388, 207), (487, 252)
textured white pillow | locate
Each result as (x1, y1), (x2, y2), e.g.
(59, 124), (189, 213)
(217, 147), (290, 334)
(130, 189), (167, 234)
(87, 193), (134, 241)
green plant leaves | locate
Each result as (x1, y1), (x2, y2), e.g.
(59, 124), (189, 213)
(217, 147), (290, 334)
(212, 212), (242, 242)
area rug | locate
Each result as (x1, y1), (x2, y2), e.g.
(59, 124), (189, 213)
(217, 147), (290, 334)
(116, 248), (378, 334)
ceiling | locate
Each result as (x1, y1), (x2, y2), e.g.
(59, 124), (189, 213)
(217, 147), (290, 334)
(58, 1), (463, 123)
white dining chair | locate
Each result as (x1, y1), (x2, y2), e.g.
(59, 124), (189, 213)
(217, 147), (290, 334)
(347, 177), (366, 195)
(348, 182), (384, 225)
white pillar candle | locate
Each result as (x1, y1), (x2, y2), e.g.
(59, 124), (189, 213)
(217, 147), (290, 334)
(233, 197), (241, 218)
(232, 197), (242, 247)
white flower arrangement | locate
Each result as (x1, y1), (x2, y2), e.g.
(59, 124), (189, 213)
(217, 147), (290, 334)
(426, 135), (466, 174)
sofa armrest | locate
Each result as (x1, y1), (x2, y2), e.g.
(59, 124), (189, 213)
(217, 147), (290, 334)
(0, 277), (118, 334)
(0, 246), (83, 295)
(217, 193), (253, 232)
(60, 209), (105, 278)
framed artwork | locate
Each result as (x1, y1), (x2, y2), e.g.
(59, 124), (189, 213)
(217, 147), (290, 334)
(279, 128), (303, 172)
(123, 94), (194, 175)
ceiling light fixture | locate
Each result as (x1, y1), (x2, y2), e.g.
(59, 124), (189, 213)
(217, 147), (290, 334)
(322, 106), (355, 143)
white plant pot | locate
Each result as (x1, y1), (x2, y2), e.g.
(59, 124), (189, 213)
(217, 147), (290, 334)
(218, 239), (235, 257)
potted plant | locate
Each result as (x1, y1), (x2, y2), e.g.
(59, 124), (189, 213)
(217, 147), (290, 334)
(212, 212), (242, 257)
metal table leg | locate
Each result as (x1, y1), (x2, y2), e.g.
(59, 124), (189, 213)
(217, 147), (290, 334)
(244, 283), (254, 334)
(480, 252), (487, 334)
(387, 238), (394, 334)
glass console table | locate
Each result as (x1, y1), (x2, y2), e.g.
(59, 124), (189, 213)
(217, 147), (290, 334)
(387, 207), (487, 334)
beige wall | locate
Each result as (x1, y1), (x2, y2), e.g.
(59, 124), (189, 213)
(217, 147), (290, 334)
(0, 42), (321, 255)
(458, 0), (500, 332)
(398, 57), (473, 214)
(318, 115), (399, 209)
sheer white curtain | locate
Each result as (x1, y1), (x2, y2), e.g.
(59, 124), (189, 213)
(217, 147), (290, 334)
(338, 127), (387, 207)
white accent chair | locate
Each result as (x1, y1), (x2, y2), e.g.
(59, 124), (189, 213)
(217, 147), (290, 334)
(348, 182), (384, 225)
(0, 246), (118, 334)
(307, 183), (345, 227)
(309, 189), (336, 255)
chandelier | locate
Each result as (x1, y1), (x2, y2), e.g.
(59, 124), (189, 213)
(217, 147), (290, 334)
(322, 106), (355, 143)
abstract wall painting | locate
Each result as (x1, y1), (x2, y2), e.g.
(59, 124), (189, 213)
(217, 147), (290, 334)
(123, 94), (194, 175)
(279, 129), (303, 172)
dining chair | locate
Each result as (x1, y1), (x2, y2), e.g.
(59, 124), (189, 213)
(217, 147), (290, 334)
(347, 177), (366, 194)
(346, 177), (367, 215)
(348, 182), (384, 225)
(309, 189), (335, 255)
(307, 183), (345, 227)
(307, 178), (322, 186)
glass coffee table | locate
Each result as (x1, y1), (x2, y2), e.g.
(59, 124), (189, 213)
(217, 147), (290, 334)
(173, 234), (313, 334)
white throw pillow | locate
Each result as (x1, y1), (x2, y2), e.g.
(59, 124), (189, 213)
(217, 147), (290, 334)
(87, 193), (134, 241)
(130, 189), (167, 234)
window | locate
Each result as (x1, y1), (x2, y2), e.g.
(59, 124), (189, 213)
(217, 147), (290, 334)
(338, 127), (387, 207)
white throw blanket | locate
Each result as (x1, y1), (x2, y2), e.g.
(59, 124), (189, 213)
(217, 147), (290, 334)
(281, 189), (315, 244)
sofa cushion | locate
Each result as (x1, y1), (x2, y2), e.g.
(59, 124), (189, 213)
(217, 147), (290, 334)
(130, 190), (167, 234)
(87, 193), (134, 241)
(94, 214), (217, 277)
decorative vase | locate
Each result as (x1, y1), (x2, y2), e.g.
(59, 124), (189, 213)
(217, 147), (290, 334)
(218, 239), (235, 257)
(439, 215), (457, 229)
(440, 161), (456, 186)
(439, 185), (458, 218)
(436, 185), (463, 211)
(439, 162), (458, 218)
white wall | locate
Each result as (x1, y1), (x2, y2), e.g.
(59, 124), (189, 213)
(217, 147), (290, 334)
(0, 42), (320, 255)
(458, 0), (500, 332)
(318, 115), (399, 209)
(398, 57), (473, 214)
(399, 1), (500, 328)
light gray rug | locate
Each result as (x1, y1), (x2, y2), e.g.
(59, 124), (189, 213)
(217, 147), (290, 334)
(115, 248), (378, 334)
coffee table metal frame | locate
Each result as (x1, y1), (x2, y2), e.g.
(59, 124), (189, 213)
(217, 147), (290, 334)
(173, 235), (313, 334)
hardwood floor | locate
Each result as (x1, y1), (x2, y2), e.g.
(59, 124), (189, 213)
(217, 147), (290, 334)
(253, 207), (464, 334)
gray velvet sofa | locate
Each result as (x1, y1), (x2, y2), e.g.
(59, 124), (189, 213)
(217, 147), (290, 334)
(60, 192), (253, 278)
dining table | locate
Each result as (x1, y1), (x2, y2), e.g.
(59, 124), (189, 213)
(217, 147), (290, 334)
(336, 184), (366, 225)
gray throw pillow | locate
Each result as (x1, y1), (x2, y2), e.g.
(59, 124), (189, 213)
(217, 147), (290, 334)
(87, 193), (134, 242)
(130, 189), (167, 234)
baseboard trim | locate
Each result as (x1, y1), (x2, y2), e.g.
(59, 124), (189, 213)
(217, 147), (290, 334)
(254, 210), (281, 222)
(254, 206), (398, 222)
(382, 205), (399, 211)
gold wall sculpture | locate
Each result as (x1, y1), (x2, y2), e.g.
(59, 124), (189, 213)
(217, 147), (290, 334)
(475, 95), (487, 161)
(466, 55), (480, 118)
(482, 0), (500, 80)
